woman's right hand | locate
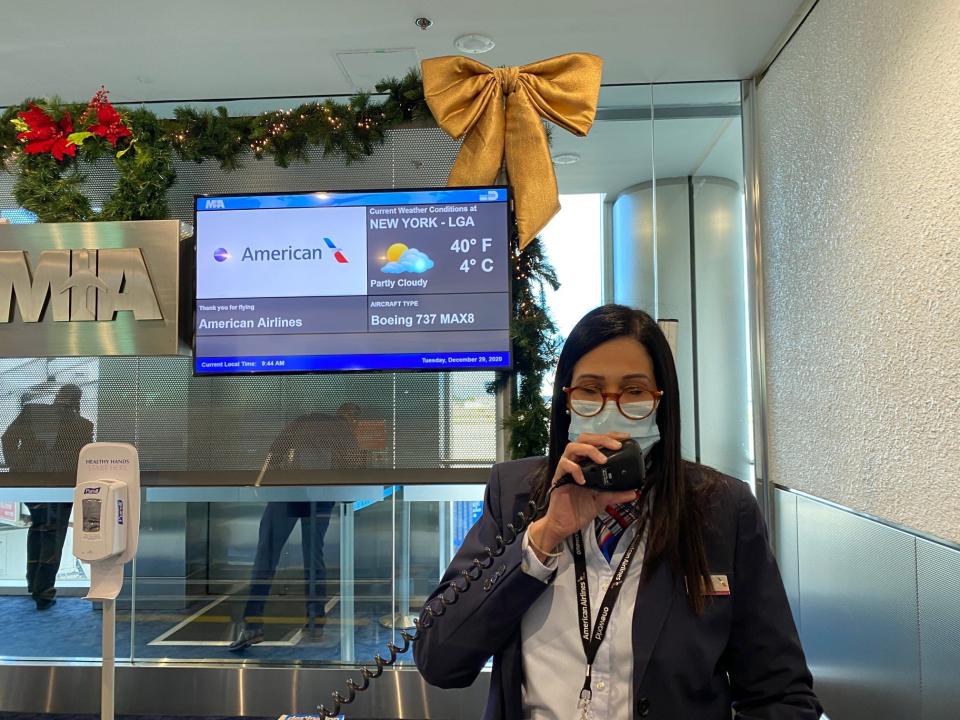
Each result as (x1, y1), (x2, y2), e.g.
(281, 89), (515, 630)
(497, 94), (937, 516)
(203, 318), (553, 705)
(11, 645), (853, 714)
(527, 432), (639, 562)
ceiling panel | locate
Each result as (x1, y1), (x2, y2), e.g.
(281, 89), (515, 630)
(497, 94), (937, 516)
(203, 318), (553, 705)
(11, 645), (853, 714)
(0, 0), (807, 106)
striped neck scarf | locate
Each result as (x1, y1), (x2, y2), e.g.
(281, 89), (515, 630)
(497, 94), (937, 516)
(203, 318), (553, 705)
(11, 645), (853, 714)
(594, 500), (641, 562)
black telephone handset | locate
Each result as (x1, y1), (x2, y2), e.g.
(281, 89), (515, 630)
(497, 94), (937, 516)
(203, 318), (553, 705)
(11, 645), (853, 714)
(552, 437), (646, 492)
(316, 438), (646, 718)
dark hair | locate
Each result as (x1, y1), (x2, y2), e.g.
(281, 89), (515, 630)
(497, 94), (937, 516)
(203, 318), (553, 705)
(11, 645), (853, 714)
(533, 304), (713, 613)
(54, 384), (82, 411)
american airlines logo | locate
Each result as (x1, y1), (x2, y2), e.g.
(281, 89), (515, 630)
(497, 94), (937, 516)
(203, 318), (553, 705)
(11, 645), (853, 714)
(204, 199), (226, 210)
(214, 238), (349, 264)
(323, 238), (349, 263)
(0, 248), (163, 323)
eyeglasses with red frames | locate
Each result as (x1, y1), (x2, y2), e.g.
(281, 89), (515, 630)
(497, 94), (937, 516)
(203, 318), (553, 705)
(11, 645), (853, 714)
(562, 385), (664, 420)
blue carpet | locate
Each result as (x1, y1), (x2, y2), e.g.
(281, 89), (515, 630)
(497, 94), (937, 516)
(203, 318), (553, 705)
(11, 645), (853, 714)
(0, 596), (413, 666)
(0, 597), (130, 659)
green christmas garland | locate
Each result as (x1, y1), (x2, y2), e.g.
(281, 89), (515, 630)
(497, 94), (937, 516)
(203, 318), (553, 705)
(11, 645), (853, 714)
(0, 72), (429, 221)
(489, 236), (561, 458)
(0, 71), (559, 458)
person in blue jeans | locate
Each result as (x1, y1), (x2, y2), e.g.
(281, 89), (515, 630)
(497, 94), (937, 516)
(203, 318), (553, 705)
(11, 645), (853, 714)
(230, 407), (362, 651)
(230, 500), (335, 650)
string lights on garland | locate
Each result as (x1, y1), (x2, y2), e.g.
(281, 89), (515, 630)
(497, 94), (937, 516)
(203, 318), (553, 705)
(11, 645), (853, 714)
(1, 68), (559, 458)
(0, 70), (430, 210)
(162, 73), (427, 171)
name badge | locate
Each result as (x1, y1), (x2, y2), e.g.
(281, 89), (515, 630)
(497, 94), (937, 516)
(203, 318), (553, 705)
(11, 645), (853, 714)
(706, 574), (730, 596)
(685, 574), (731, 596)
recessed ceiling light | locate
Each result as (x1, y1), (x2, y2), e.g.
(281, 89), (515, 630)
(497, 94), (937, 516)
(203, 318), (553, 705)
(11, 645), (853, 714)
(551, 152), (581, 165)
(454, 34), (496, 54)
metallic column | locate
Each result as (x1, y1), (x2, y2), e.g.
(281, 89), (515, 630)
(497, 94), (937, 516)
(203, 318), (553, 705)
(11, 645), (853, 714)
(740, 78), (774, 523)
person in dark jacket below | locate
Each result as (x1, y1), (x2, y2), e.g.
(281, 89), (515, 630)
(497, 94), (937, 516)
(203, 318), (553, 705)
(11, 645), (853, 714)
(229, 405), (363, 651)
(1, 385), (93, 611)
(414, 306), (822, 720)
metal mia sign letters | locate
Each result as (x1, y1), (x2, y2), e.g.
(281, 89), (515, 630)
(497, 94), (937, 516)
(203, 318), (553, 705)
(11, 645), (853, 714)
(0, 248), (162, 323)
(0, 220), (180, 357)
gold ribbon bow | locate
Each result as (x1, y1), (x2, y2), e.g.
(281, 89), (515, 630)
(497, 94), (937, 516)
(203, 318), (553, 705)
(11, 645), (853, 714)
(421, 53), (603, 249)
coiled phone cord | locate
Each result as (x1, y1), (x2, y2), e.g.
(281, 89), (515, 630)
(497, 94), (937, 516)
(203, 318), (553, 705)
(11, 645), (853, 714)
(317, 493), (551, 719)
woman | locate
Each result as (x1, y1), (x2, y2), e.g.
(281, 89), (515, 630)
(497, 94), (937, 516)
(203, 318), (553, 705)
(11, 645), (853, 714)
(414, 305), (821, 719)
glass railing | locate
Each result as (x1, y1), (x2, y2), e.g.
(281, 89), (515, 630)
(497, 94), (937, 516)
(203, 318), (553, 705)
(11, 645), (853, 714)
(0, 483), (484, 665)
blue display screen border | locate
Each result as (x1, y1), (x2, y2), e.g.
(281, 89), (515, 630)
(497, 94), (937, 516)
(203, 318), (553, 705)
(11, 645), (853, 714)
(195, 187), (509, 212)
(191, 185), (513, 377)
(194, 351), (513, 374)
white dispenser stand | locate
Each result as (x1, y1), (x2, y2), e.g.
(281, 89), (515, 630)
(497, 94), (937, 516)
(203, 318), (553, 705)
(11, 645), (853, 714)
(72, 443), (141, 720)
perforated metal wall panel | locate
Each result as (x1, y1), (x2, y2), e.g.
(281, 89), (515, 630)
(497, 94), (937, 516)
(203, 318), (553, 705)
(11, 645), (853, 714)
(796, 495), (920, 720)
(0, 357), (496, 474)
(917, 538), (960, 720)
(0, 128), (500, 479)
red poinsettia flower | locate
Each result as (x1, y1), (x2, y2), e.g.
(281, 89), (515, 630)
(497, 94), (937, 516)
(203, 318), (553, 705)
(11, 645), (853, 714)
(83, 88), (131, 146)
(90, 102), (132, 145)
(16, 104), (78, 160)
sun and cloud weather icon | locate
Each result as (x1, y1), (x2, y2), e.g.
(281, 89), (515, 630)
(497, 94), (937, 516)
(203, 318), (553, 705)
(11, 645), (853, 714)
(381, 243), (434, 274)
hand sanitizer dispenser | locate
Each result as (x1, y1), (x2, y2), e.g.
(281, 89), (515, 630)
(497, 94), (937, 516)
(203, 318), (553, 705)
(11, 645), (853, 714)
(73, 442), (140, 588)
(72, 442), (140, 720)
(74, 479), (129, 562)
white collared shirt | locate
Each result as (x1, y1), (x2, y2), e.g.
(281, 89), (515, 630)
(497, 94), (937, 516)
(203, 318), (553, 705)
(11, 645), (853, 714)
(520, 521), (645, 720)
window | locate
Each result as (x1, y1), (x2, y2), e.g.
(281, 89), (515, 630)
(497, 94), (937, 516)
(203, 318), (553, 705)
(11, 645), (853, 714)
(539, 193), (605, 395)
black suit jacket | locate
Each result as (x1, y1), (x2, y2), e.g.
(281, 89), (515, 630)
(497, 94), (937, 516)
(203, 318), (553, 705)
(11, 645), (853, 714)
(2, 404), (94, 473)
(414, 457), (822, 720)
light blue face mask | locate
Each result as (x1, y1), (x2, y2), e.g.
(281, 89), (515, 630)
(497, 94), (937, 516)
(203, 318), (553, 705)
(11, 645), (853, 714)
(567, 399), (661, 456)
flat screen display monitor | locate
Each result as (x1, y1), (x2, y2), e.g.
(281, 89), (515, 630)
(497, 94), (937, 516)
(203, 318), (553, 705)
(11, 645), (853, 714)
(193, 187), (512, 375)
